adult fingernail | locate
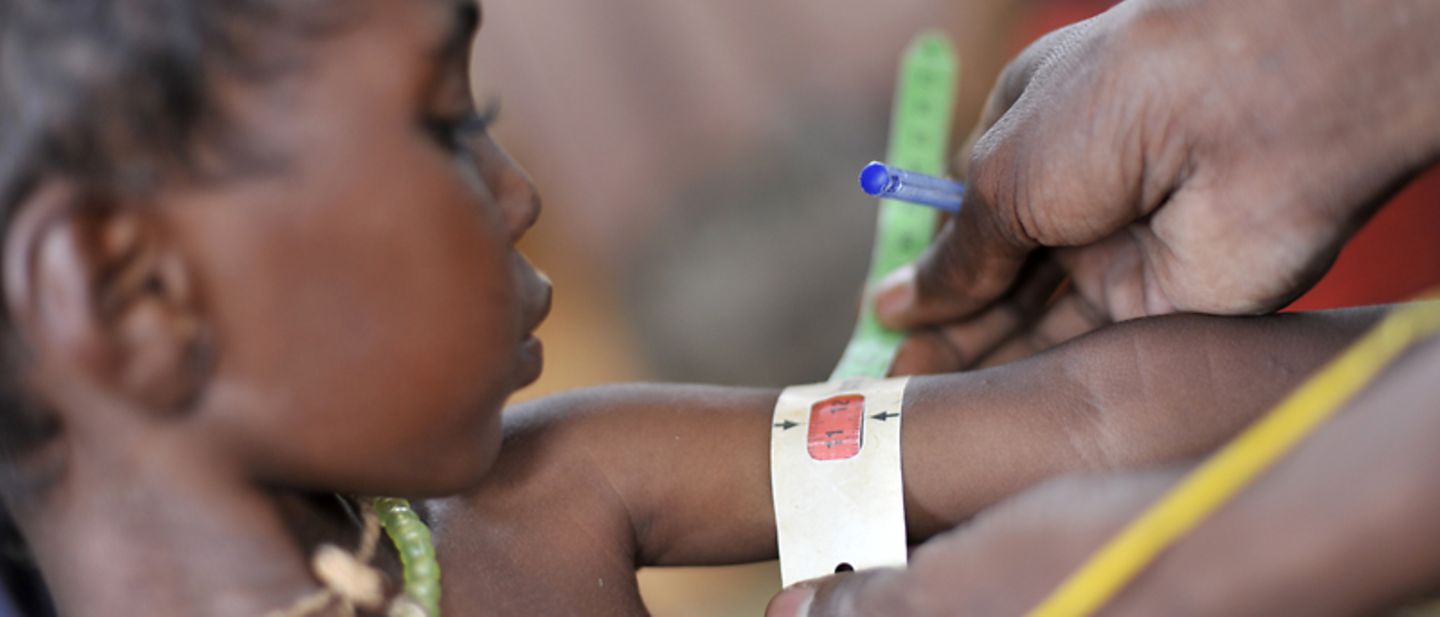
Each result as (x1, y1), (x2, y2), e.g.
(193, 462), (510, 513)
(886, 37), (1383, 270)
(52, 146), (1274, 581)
(766, 587), (815, 617)
(875, 265), (917, 325)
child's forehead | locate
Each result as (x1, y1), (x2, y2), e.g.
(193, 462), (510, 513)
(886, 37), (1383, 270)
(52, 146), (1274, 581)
(320, 0), (476, 63)
(379, 0), (479, 50)
(301, 0), (477, 82)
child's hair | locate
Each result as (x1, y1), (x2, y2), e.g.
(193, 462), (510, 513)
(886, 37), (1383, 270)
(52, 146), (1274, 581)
(0, 4), (345, 607)
(0, 0), (339, 472)
(1, 505), (53, 615)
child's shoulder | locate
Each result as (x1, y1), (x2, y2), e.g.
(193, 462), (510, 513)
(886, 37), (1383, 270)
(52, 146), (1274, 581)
(419, 383), (776, 613)
(418, 386), (667, 614)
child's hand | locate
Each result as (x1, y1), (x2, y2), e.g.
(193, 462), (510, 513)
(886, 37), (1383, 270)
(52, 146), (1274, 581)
(878, 0), (1440, 374)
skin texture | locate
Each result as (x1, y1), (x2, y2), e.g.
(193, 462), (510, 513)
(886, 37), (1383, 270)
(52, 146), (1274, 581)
(768, 334), (1440, 617)
(873, 0), (1440, 375)
(429, 307), (1387, 615)
(3, 1), (1436, 616)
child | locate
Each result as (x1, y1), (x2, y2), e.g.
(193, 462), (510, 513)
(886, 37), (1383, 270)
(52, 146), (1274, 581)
(0, 0), (1402, 614)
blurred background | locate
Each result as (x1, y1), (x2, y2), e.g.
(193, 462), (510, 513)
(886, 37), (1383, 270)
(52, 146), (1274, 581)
(467, 0), (1440, 615)
(0, 1), (1436, 615)
(472, 1), (1020, 613)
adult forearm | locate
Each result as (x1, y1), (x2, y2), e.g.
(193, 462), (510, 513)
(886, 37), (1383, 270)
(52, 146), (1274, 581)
(1105, 334), (1440, 615)
(899, 307), (1386, 539)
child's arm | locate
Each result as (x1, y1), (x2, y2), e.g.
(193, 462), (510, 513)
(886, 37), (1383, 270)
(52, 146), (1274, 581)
(428, 307), (1384, 613)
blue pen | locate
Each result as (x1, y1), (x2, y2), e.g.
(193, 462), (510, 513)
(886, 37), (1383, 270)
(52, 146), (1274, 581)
(858, 161), (965, 213)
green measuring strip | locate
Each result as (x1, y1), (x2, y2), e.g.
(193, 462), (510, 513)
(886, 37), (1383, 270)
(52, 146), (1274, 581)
(830, 33), (959, 380)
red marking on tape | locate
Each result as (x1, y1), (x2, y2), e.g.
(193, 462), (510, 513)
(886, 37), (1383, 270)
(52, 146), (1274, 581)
(807, 395), (865, 460)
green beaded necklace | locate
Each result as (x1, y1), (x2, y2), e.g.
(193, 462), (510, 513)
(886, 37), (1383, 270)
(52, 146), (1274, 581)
(373, 497), (442, 617)
(268, 497), (441, 617)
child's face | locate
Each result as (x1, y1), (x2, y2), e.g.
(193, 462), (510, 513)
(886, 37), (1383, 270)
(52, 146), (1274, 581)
(175, 0), (546, 495)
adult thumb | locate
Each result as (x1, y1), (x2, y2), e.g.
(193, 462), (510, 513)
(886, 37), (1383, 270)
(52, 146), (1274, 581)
(765, 568), (912, 617)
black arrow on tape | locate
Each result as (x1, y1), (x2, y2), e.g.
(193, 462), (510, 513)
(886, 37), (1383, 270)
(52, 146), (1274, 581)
(870, 411), (899, 422)
(774, 420), (800, 431)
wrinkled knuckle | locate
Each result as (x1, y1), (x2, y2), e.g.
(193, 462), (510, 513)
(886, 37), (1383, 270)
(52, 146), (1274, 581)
(994, 54), (1036, 105)
(964, 143), (1008, 214)
(966, 130), (1002, 178)
(968, 152), (1038, 250)
(951, 129), (983, 180)
(1006, 17), (1089, 92)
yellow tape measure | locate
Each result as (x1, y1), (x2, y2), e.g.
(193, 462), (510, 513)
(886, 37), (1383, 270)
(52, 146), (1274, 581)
(1028, 299), (1440, 617)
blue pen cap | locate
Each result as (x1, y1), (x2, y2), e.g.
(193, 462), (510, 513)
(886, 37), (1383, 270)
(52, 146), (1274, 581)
(859, 161), (896, 197)
(856, 161), (965, 213)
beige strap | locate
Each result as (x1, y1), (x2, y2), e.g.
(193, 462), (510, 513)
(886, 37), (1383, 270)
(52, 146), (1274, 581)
(770, 377), (910, 586)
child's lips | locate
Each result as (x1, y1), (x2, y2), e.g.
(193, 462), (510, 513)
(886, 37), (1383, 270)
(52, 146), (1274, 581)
(522, 276), (553, 334)
(516, 335), (544, 386)
(515, 269), (551, 387)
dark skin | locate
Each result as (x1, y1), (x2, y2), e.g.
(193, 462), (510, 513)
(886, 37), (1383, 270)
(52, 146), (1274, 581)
(0, 1), (1431, 616)
(789, 0), (1440, 610)
(433, 307), (1393, 615)
(5, 1), (548, 613)
(876, 0), (1440, 374)
(770, 333), (1440, 617)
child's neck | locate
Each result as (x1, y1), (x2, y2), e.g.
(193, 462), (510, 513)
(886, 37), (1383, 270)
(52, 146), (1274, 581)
(19, 437), (355, 616)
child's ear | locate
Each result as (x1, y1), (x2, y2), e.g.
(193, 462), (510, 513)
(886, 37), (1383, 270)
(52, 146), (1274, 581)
(3, 182), (212, 417)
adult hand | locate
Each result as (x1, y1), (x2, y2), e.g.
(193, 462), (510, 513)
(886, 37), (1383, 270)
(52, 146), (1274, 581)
(880, 0), (1440, 374)
(775, 328), (1440, 616)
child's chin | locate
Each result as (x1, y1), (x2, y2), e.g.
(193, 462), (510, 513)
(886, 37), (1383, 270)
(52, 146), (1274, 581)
(381, 463), (496, 498)
(352, 443), (497, 499)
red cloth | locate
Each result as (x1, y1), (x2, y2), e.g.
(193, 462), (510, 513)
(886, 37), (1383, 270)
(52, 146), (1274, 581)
(1022, 1), (1440, 309)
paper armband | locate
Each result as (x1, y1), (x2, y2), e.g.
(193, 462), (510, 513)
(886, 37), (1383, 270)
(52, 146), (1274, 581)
(769, 377), (910, 586)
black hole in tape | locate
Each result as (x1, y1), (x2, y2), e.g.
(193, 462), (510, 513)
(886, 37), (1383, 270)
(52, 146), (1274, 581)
(835, 563), (855, 573)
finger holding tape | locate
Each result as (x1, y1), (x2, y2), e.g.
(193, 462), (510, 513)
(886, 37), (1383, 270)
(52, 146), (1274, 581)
(765, 569), (916, 617)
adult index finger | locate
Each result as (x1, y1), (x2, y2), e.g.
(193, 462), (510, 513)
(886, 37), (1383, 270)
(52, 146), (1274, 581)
(873, 187), (1036, 331)
(887, 255), (1066, 374)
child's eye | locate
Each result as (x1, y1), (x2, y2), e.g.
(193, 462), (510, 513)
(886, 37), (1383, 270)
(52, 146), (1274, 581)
(426, 97), (500, 152)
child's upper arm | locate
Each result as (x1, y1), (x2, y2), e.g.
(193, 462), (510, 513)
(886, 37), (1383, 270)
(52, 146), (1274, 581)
(427, 384), (780, 603)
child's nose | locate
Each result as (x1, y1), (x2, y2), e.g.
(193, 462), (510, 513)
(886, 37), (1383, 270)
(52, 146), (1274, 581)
(495, 168), (541, 243)
(468, 135), (542, 243)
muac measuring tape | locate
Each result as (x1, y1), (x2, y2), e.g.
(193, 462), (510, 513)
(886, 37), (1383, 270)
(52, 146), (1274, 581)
(771, 32), (1440, 613)
(770, 33), (958, 588)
